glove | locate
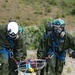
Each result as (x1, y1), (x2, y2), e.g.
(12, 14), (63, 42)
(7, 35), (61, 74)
(71, 51), (75, 58)
(68, 50), (73, 57)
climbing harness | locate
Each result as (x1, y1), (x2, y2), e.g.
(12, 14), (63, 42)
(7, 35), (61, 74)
(0, 33), (16, 62)
(46, 32), (66, 61)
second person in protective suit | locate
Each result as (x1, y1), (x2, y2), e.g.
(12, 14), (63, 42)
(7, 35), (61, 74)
(37, 18), (75, 75)
(37, 21), (53, 75)
(45, 18), (75, 75)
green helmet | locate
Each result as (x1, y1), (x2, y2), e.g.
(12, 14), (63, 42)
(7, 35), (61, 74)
(53, 18), (65, 27)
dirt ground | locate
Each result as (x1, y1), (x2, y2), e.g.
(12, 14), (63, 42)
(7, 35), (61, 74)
(18, 50), (75, 75)
(61, 56), (75, 75)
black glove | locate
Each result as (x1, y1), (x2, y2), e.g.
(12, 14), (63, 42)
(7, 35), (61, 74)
(69, 50), (75, 59)
(71, 51), (75, 58)
(68, 50), (73, 57)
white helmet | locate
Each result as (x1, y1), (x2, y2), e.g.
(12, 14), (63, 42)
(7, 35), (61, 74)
(7, 21), (19, 38)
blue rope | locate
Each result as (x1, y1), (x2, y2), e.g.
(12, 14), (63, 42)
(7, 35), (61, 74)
(15, 63), (29, 75)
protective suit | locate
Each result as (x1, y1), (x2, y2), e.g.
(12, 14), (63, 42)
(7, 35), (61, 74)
(37, 22), (53, 75)
(45, 18), (75, 75)
(0, 22), (27, 75)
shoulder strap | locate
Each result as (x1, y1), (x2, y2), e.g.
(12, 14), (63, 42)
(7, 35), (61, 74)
(0, 47), (8, 58)
(47, 32), (66, 60)
(6, 33), (14, 47)
(50, 32), (63, 52)
(50, 32), (63, 45)
(43, 32), (47, 38)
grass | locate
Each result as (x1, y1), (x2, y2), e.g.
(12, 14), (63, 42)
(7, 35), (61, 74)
(0, 0), (75, 27)
(0, 0), (75, 50)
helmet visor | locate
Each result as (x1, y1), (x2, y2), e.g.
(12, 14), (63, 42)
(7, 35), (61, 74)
(7, 22), (19, 38)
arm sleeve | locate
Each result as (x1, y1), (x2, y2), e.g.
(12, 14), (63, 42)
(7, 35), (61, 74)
(66, 32), (75, 50)
(15, 31), (27, 61)
(37, 36), (46, 59)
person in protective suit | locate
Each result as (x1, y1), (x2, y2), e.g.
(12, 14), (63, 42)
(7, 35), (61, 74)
(44, 18), (75, 75)
(0, 20), (27, 75)
(37, 22), (53, 75)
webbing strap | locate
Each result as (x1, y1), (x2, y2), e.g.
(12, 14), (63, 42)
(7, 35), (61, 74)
(47, 32), (66, 61)
(0, 36), (14, 59)
(0, 47), (8, 58)
(43, 32), (47, 38)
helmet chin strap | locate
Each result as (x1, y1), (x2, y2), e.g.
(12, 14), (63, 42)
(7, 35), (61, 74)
(7, 31), (17, 39)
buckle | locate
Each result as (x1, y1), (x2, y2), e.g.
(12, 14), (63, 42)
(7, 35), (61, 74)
(46, 52), (54, 60)
(9, 52), (13, 58)
(48, 52), (54, 59)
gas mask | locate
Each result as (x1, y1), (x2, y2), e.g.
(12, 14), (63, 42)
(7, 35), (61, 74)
(53, 25), (65, 37)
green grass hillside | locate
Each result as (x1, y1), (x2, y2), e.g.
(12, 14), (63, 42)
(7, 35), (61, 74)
(0, 0), (75, 26)
(0, 0), (75, 49)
